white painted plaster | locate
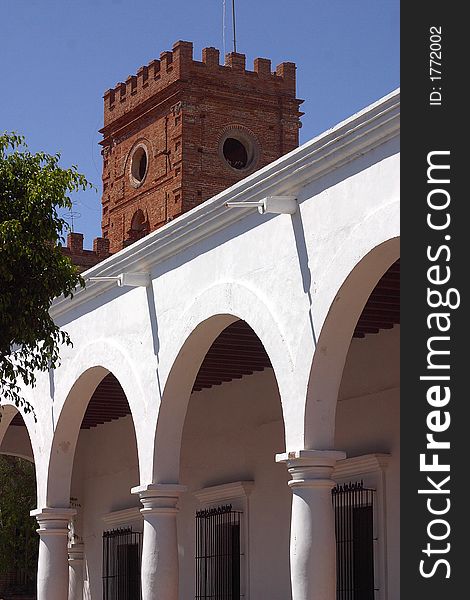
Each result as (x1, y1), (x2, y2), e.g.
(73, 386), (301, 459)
(0, 91), (400, 600)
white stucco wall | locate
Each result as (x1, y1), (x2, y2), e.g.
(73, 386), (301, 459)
(0, 91), (400, 599)
(29, 92), (399, 510)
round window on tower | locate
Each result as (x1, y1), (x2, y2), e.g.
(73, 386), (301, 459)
(223, 138), (248, 169)
(129, 144), (149, 187)
(219, 127), (259, 173)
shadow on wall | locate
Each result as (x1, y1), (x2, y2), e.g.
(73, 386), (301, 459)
(290, 209), (317, 349)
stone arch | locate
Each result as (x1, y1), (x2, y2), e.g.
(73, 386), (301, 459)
(303, 236), (400, 450)
(0, 405), (38, 595)
(1, 405), (23, 443)
(2, 393), (50, 507)
(153, 281), (293, 483)
(45, 341), (146, 507)
(0, 404), (36, 463)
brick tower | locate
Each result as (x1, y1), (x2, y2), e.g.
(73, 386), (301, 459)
(100, 41), (303, 252)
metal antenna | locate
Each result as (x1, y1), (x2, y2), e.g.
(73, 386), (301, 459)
(232, 0), (237, 52)
(222, 0), (226, 57)
(68, 204), (81, 233)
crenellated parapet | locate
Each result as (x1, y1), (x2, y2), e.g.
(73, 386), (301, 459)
(103, 40), (298, 127)
(61, 232), (111, 272)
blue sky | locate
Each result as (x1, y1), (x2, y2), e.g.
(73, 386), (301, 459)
(1, 0), (399, 246)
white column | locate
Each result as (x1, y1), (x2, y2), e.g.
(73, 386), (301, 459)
(276, 450), (346, 600)
(31, 508), (76, 600)
(68, 543), (84, 600)
(132, 483), (186, 600)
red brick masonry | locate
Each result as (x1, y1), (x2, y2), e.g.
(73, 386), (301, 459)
(99, 40), (303, 252)
(61, 232), (110, 273)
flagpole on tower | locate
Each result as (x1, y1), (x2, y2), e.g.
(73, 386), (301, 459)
(232, 0), (237, 52)
(222, 0), (226, 57)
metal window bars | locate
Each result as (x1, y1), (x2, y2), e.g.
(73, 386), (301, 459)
(102, 527), (142, 600)
(195, 504), (242, 599)
(332, 481), (376, 600)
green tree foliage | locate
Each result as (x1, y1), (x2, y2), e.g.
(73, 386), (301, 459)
(0, 133), (91, 415)
(0, 455), (37, 584)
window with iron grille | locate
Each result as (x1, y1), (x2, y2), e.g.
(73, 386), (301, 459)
(195, 504), (242, 600)
(103, 527), (142, 600)
(332, 481), (376, 600)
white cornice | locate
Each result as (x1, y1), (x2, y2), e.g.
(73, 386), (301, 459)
(194, 481), (254, 504)
(51, 89), (400, 320)
(333, 453), (391, 480)
(102, 507), (142, 527)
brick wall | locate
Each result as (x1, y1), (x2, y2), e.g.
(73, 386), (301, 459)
(61, 232), (111, 273)
(99, 40), (303, 252)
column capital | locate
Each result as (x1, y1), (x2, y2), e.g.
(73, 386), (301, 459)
(68, 543), (84, 562)
(276, 449), (346, 489)
(131, 483), (187, 515)
(276, 449), (346, 466)
(31, 507), (76, 535)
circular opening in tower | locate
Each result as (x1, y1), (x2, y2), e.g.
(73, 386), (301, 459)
(130, 145), (148, 186)
(223, 138), (248, 169)
(219, 127), (259, 173)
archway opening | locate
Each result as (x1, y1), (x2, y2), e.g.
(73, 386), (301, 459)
(333, 258), (400, 600)
(191, 320), (272, 391)
(351, 259), (399, 338)
(66, 371), (141, 599)
(177, 319), (290, 600)
(0, 409), (37, 597)
(125, 209), (149, 246)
